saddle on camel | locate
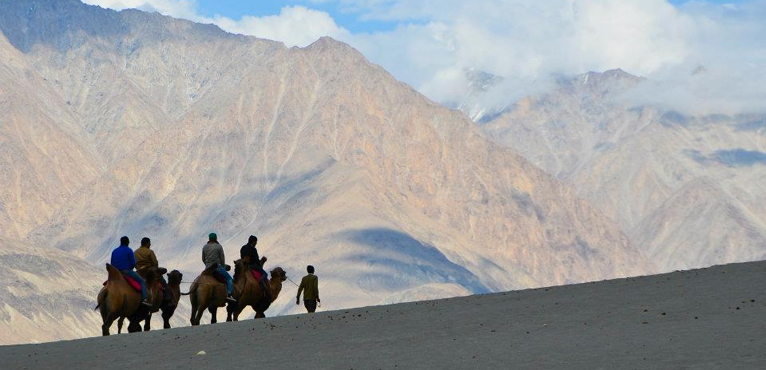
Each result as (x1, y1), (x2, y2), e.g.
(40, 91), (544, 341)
(130, 266), (180, 332)
(226, 256), (287, 321)
(187, 263), (232, 326)
(96, 264), (165, 335)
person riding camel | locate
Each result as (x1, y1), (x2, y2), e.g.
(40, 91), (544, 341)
(240, 235), (271, 301)
(202, 233), (236, 303)
(134, 237), (174, 307)
(111, 236), (151, 307)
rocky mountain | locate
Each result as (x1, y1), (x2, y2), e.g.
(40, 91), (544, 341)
(0, 237), (103, 344)
(482, 69), (766, 272)
(454, 68), (505, 122)
(0, 0), (651, 343)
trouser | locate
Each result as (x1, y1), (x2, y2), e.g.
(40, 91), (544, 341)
(121, 270), (147, 300)
(216, 265), (234, 295)
(304, 299), (317, 313)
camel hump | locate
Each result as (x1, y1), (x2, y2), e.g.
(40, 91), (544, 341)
(105, 263), (123, 281)
(201, 264), (219, 276)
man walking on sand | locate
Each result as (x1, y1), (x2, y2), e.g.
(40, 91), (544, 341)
(296, 265), (320, 313)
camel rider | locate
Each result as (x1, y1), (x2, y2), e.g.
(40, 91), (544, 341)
(240, 235), (271, 301)
(134, 237), (174, 307)
(111, 236), (151, 307)
(202, 233), (236, 303)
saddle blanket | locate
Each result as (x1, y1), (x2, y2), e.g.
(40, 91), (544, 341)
(102, 276), (142, 292)
(250, 269), (264, 281)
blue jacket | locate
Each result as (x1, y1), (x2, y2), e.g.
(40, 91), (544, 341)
(111, 245), (136, 271)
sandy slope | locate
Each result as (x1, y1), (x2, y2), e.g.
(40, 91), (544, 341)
(2, 260), (764, 369)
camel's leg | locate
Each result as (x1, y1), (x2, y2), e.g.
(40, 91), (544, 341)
(192, 296), (206, 326)
(192, 306), (205, 326)
(128, 318), (142, 333)
(144, 313), (152, 332)
(255, 311), (266, 319)
(192, 309), (205, 326)
(102, 312), (118, 336)
(226, 302), (235, 322)
(190, 303), (197, 326)
(117, 317), (124, 334)
(209, 307), (218, 324)
(190, 293), (202, 326)
(162, 307), (173, 329)
(233, 304), (245, 322)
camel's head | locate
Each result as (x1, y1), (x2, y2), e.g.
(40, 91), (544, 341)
(142, 267), (167, 282)
(167, 270), (183, 285)
(271, 267), (287, 282)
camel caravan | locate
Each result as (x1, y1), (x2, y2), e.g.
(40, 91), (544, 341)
(96, 233), (292, 336)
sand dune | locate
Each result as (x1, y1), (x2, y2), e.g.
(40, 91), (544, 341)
(2, 260), (764, 369)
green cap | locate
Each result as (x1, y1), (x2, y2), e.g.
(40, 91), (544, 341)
(208, 232), (217, 241)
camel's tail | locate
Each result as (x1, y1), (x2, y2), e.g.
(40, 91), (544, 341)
(180, 283), (198, 296)
(95, 289), (107, 311)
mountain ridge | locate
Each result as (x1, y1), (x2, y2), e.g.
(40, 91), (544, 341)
(1, 0), (652, 343)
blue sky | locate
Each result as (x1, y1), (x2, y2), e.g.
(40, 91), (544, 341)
(192, 0), (749, 33)
(194, 1), (399, 33)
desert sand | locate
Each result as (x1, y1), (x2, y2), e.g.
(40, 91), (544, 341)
(1, 260), (764, 369)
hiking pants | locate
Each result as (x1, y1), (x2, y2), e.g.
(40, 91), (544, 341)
(304, 299), (317, 313)
(121, 270), (147, 300)
(216, 265), (234, 295)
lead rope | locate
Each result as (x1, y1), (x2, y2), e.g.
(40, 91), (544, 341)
(285, 276), (300, 287)
(179, 281), (220, 286)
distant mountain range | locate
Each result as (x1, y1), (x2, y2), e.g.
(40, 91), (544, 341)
(480, 69), (766, 272)
(0, 0), (648, 343)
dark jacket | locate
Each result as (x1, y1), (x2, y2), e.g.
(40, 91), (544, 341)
(240, 243), (262, 269)
(111, 245), (136, 271)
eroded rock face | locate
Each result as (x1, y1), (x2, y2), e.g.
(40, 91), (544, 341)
(0, 237), (102, 345)
(482, 70), (766, 272)
(0, 0), (650, 342)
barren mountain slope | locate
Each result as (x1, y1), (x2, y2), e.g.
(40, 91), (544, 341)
(1, 0), (650, 330)
(0, 237), (103, 345)
(483, 70), (766, 271)
(25, 34), (651, 312)
(0, 32), (101, 239)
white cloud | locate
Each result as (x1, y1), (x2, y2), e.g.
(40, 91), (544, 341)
(213, 6), (349, 48)
(81, 0), (766, 116)
(82, 0), (201, 20)
(338, 0), (696, 111)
